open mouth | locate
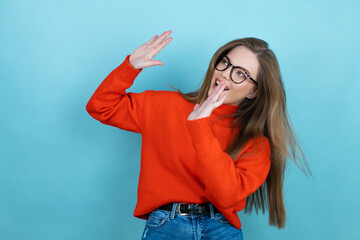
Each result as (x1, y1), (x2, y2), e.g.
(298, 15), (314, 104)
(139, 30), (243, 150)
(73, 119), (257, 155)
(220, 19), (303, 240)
(214, 79), (229, 90)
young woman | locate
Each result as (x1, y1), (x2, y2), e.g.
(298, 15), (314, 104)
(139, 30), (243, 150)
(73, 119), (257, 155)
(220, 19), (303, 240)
(86, 30), (311, 240)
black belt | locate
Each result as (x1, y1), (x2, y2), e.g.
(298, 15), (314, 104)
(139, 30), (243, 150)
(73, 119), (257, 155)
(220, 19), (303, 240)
(158, 202), (220, 216)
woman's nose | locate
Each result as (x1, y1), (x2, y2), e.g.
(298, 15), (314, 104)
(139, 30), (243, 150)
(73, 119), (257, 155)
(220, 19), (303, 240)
(221, 67), (232, 80)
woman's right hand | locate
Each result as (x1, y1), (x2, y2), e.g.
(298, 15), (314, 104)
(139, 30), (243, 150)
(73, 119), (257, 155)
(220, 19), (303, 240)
(129, 30), (173, 70)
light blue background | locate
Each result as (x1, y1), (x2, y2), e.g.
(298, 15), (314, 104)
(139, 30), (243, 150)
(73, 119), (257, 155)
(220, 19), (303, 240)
(1, 0), (359, 239)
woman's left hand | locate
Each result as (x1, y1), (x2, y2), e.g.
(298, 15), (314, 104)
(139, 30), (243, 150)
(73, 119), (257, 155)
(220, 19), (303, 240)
(187, 81), (229, 120)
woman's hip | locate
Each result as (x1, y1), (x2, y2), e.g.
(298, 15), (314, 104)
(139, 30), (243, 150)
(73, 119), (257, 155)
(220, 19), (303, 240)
(141, 202), (243, 240)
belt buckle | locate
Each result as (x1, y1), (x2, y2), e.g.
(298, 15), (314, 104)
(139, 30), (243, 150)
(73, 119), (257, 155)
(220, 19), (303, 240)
(177, 202), (191, 216)
(176, 202), (199, 216)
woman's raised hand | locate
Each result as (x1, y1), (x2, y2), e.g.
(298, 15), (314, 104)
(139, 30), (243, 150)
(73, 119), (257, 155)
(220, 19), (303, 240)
(129, 30), (173, 70)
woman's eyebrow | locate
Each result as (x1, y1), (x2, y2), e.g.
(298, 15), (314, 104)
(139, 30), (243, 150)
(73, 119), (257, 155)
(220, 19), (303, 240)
(227, 56), (252, 75)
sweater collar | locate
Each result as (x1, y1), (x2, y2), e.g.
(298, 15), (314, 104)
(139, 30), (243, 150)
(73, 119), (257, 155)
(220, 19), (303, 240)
(210, 103), (239, 127)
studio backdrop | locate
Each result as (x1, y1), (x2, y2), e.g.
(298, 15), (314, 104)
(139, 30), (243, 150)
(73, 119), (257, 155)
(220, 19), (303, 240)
(1, 0), (359, 239)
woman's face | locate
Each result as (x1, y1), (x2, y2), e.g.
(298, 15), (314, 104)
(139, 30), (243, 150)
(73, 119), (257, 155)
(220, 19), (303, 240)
(208, 46), (259, 105)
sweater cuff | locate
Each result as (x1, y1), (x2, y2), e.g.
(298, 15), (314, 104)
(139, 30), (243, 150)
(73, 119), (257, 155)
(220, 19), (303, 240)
(111, 55), (143, 84)
(94, 54), (144, 94)
(124, 55), (143, 72)
(186, 117), (214, 144)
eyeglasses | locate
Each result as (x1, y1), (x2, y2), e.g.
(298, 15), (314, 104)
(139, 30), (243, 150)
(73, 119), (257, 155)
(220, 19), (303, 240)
(215, 56), (258, 86)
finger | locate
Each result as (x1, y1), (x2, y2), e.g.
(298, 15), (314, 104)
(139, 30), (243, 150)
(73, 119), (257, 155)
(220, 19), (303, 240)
(154, 36), (173, 55)
(219, 91), (228, 103)
(210, 82), (227, 102)
(146, 35), (159, 44)
(142, 60), (164, 68)
(213, 92), (228, 108)
(151, 60), (164, 66)
(152, 30), (172, 46)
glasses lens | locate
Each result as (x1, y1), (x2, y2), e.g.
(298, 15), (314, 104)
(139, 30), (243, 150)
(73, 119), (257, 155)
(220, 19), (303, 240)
(216, 57), (228, 71)
(232, 68), (247, 83)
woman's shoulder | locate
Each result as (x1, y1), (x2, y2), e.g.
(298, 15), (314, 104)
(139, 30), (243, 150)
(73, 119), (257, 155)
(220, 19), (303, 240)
(145, 90), (192, 105)
(140, 90), (193, 118)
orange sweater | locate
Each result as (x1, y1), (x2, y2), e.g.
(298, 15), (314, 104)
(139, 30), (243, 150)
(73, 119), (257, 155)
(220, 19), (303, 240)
(86, 55), (271, 229)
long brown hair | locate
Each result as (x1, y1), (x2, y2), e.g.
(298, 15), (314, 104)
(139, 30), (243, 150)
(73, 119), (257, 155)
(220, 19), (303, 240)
(167, 37), (312, 229)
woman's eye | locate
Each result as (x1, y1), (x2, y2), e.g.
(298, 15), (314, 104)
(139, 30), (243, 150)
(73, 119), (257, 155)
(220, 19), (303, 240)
(222, 59), (228, 65)
(236, 71), (244, 77)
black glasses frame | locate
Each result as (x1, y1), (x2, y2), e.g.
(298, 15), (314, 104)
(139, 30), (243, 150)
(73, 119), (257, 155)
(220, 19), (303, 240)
(215, 56), (258, 87)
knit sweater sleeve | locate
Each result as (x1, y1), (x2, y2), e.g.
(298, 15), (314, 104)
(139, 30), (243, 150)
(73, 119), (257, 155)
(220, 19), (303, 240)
(186, 116), (271, 210)
(86, 55), (149, 133)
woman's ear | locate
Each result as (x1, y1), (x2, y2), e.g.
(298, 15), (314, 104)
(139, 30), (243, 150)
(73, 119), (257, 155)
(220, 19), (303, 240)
(245, 87), (258, 99)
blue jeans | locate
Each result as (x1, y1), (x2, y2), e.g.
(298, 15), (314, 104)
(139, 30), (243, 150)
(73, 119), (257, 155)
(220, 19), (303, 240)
(141, 202), (243, 240)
